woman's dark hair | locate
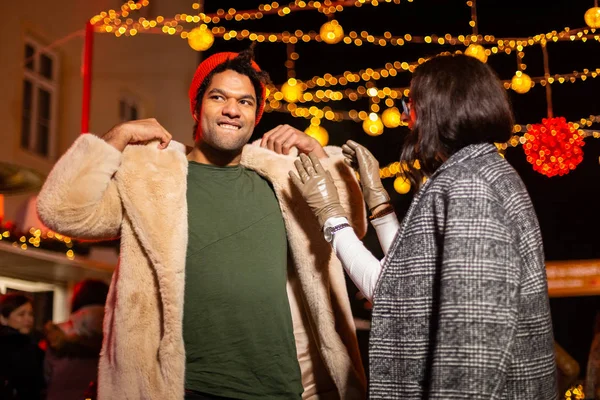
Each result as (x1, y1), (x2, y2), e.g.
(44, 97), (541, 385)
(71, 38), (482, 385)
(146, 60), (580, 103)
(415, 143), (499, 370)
(400, 53), (514, 187)
(71, 279), (109, 313)
(192, 47), (271, 139)
(0, 293), (32, 318)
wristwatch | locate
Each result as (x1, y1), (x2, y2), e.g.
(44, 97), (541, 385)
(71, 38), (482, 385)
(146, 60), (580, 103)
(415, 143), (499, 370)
(323, 223), (351, 243)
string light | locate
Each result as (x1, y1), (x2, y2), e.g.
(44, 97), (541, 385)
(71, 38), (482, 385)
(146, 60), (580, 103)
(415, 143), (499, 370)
(198, 0), (402, 22)
(265, 69), (600, 142)
(516, 48), (527, 71)
(90, 0), (600, 171)
(564, 384), (585, 400)
(192, 26), (600, 50)
(286, 44), (297, 78)
(90, 0), (150, 25)
(504, 67), (600, 88)
(466, 0), (478, 34)
(304, 60), (418, 89)
(91, 2), (600, 53)
(267, 66), (600, 107)
(94, 0), (404, 36)
(263, 66), (600, 144)
(265, 66), (600, 117)
(377, 115), (600, 183)
(0, 224), (79, 259)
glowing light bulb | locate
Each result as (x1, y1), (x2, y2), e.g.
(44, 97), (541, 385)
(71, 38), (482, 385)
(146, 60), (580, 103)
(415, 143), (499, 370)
(305, 124), (329, 146)
(511, 71), (532, 94)
(464, 44), (488, 63)
(393, 176), (411, 194)
(281, 78), (304, 103)
(382, 107), (401, 128)
(188, 25), (214, 51)
(362, 113), (384, 136)
(320, 20), (344, 44)
(585, 7), (600, 28)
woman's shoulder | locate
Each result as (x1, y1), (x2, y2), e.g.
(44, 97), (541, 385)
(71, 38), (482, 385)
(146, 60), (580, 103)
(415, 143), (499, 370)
(436, 150), (519, 187)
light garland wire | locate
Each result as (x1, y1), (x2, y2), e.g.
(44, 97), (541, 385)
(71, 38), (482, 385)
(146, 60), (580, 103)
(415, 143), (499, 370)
(377, 115), (600, 180)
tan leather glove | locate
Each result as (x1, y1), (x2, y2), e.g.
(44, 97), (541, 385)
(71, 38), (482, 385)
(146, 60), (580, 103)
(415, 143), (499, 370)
(342, 140), (390, 211)
(289, 152), (347, 228)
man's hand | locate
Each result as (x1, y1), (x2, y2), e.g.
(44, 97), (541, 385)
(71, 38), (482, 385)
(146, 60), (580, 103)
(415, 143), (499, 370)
(261, 124), (327, 158)
(289, 153), (346, 228)
(102, 118), (173, 152)
(342, 140), (390, 211)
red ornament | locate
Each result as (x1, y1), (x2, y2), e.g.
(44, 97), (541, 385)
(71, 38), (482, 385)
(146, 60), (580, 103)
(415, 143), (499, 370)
(523, 117), (585, 177)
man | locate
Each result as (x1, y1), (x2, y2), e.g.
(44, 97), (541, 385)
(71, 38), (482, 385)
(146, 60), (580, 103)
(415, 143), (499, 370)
(37, 50), (367, 399)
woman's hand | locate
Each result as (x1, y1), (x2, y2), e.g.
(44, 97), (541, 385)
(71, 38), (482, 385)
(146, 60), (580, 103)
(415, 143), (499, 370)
(342, 140), (390, 211)
(289, 152), (347, 228)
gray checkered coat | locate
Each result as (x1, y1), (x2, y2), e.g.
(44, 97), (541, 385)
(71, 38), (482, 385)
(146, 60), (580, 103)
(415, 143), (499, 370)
(370, 143), (557, 399)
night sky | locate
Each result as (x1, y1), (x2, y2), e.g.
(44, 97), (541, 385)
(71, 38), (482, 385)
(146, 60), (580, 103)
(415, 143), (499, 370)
(202, 0), (600, 375)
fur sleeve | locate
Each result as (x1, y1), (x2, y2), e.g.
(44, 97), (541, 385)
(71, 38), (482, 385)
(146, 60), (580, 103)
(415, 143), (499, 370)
(37, 134), (123, 239)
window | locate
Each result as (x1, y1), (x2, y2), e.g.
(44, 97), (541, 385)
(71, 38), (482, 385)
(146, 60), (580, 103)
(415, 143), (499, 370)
(21, 38), (59, 159)
(119, 97), (141, 122)
(0, 276), (69, 325)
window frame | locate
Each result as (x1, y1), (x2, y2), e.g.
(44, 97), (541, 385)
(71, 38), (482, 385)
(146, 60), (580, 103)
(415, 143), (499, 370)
(21, 36), (60, 160)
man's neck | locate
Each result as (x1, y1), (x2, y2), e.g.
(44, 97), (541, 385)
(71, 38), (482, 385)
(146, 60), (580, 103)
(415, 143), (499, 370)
(187, 142), (243, 167)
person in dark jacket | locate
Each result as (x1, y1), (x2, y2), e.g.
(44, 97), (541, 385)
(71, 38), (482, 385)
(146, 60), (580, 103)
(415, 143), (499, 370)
(290, 54), (557, 399)
(44, 279), (109, 400)
(0, 293), (44, 400)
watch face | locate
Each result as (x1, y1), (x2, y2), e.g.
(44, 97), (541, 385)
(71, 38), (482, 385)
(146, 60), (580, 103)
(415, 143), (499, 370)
(324, 226), (334, 242)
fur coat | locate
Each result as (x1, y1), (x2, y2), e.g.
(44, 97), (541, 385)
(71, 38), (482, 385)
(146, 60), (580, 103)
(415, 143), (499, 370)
(37, 134), (367, 400)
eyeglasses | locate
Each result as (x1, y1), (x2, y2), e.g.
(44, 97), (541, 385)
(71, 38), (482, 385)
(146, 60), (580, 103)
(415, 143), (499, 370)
(400, 95), (411, 115)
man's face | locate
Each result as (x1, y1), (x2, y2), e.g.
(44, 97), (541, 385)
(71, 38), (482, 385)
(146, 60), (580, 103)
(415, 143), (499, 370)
(196, 69), (257, 154)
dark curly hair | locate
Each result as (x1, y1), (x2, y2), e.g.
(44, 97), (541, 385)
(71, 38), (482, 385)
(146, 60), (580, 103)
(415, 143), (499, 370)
(192, 48), (271, 139)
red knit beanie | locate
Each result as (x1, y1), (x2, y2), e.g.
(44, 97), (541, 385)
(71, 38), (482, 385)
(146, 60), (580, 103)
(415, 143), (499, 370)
(188, 52), (266, 126)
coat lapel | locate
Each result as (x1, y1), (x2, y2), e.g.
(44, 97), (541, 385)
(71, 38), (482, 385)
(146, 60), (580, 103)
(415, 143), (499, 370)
(241, 143), (367, 397)
(114, 140), (188, 373)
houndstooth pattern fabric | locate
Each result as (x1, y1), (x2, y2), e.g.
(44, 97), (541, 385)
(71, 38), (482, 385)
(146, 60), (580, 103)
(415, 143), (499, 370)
(369, 143), (557, 399)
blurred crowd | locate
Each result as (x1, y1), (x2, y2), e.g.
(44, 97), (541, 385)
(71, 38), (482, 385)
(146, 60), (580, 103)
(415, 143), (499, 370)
(0, 279), (108, 400)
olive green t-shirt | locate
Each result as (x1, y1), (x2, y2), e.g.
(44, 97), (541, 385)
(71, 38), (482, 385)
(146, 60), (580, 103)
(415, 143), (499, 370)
(184, 161), (302, 400)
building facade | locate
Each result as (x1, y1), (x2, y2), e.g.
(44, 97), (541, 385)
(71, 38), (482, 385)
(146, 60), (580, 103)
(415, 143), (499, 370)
(0, 0), (199, 323)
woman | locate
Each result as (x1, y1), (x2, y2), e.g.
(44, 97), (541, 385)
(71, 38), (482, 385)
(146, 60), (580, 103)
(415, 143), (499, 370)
(45, 279), (108, 400)
(290, 54), (557, 399)
(0, 293), (45, 399)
